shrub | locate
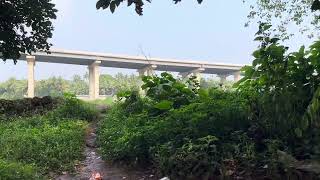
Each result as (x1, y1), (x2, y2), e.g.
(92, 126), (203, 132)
(0, 159), (41, 180)
(236, 24), (320, 161)
(98, 88), (250, 178)
(50, 93), (99, 121)
(155, 136), (220, 180)
(141, 72), (199, 110)
(98, 105), (152, 164)
(0, 116), (88, 173)
(0, 96), (59, 118)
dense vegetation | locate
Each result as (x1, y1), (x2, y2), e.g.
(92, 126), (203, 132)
(0, 0), (57, 62)
(0, 94), (99, 179)
(0, 73), (230, 100)
(0, 73), (141, 99)
(97, 27), (320, 179)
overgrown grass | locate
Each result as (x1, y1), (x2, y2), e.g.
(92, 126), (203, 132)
(0, 94), (98, 179)
(98, 71), (320, 179)
(0, 117), (88, 175)
(0, 159), (41, 180)
(98, 89), (254, 179)
(49, 93), (100, 121)
(89, 97), (114, 106)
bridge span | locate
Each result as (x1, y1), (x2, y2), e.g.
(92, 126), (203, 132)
(21, 49), (244, 99)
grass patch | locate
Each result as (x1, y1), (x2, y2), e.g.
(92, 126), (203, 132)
(0, 94), (98, 178)
(0, 116), (88, 174)
(0, 159), (41, 180)
(89, 97), (114, 106)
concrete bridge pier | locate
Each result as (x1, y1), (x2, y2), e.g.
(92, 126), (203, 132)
(138, 65), (157, 77)
(179, 68), (205, 83)
(27, 56), (35, 98)
(234, 71), (241, 82)
(88, 61), (101, 100)
(218, 74), (227, 84)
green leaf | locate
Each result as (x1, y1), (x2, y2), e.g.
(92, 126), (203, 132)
(154, 100), (173, 110)
(110, 1), (116, 13)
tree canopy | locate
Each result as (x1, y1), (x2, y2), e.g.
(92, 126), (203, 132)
(245, 0), (320, 39)
(0, 0), (57, 63)
(96, 0), (203, 15)
(96, 0), (320, 39)
(1, 0), (319, 63)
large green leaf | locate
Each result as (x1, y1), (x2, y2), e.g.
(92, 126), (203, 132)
(154, 100), (173, 110)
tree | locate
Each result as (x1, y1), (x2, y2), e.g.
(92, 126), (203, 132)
(0, 0), (57, 63)
(96, 0), (320, 39)
(245, 0), (320, 39)
(96, 0), (203, 15)
(0, 78), (27, 99)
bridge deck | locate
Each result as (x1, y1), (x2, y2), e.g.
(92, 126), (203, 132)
(20, 49), (244, 75)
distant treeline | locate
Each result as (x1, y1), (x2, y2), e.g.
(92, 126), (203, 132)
(0, 73), (233, 99)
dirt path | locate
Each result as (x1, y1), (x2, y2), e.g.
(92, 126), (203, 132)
(56, 106), (157, 180)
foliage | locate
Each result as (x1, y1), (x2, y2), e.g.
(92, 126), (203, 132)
(96, 0), (203, 15)
(89, 97), (114, 106)
(237, 23), (320, 141)
(155, 135), (220, 179)
(0, 78), (27, 99)
(100, 73), (141, 96)
(200, 77), (234, 90)
(0, 96), (99, 178)
(0, 159), (41, 180)
(0, 116), (88, 175)
(235, 24), (320, 165)
(0, 73), (141, 99)
(95, 0), (320, 39)
(98, 86), (252, 178)
(36, 77), (70, 97)
(141, 72), (200, 110)
(0, 96), (59, 118)
(50, 93), (99, 121)
(99, 59), (320, 179)
(117, 90), (146, 115)
(0, 0), (57, 62)
(245, 0), (320, 39)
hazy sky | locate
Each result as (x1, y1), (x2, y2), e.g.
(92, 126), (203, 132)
(0, 0), (313, 81)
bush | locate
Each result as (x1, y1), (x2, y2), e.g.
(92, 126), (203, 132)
(0, 116), (88, 173)
(0, 96), (59, 118)
(98, 88), (251, 178)
(155, 135), (220, 180)
(50, 93), (99, 121)
(0, 159), (41, 180)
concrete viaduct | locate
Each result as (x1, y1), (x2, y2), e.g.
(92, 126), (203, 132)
(20, 49), (244, 100)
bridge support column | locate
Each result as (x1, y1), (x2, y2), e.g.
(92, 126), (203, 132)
(138, 65), (157, 77)
(27, 56), (35, 98)
(89, 61), (101, 100)
(179, 68), (205, 83)
(234, 71), (241, 82)
(218, 74), (227, 84)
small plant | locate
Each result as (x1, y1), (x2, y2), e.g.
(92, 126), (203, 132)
(155, 136), (220, 180)
(141, 72), (200, 111)
(50, 92), (99, 121)
(0, 159), (41, 180)
(0, 116), (88, 174)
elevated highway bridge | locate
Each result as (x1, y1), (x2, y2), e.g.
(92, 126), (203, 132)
(21, 49), (244, 99)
